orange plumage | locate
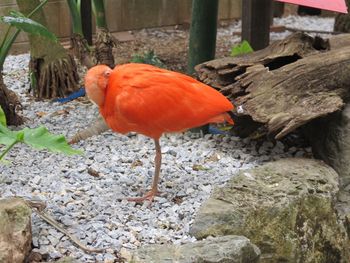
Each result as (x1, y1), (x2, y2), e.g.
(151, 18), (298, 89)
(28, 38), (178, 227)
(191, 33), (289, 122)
(85, 63), (234, 203)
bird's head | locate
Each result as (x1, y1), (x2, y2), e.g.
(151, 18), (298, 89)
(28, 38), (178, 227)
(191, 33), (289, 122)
(84, 65), (112, 106)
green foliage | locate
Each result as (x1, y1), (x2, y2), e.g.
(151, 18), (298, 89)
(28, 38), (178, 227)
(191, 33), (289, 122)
(0, 107), (81, 161)
(0, 106), (6, 126)
(230, 40), (254, 57)
(0, 0), (50, 71)
(0, 11), (57, 42)
(67, 0), (83, 35)
(0, 124), (15, 146)
(131, 50), (166, 68)
(22, 126), (82, 155)
(92, 0), (107, 28)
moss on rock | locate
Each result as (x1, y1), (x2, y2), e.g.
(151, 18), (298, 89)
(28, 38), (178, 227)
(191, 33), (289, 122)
(190, 158), (350, 262)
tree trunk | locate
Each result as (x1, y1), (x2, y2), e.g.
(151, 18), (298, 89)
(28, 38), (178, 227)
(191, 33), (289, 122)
(70, 33), (94, 69)
(67, 0), (94, 68)
(0, 75), (24, 125)
(195, 33), (350, 139)
(93, 0), (116, 68)
(17, 0), (80, 99)
(334, 0), (350, 32)
(95, 28), (116, 68)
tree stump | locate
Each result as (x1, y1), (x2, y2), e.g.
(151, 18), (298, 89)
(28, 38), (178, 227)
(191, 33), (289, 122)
(17, 0), (80, 99)
(195, 32), (350, 139)
(0, 75), (24, 126)
(95, 28), (117, 68)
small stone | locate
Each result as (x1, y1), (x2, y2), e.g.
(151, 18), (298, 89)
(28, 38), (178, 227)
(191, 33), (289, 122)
(32, 236), (39, 247)
(49, 250), (62, 259)
(288, 146), (297, 153)
(32, 175), (41, 185)
(242, 137), (251, 144)
(60, 216), (76, 226)
(199, 185), (212, 194)
(168, 149), (177, 156)
(104, 253), (117, 263)
(294, 150), (305, 157)
(186, 188), (194, 195)
(162, 146), (170, 153)
(47, 235), (60, 246)
(130, 226), (143, 232)
(48, 229), (63, 239)
(76, 230), (87, 239)
(273, 141), (285, 154)
(0, 175), (12, 185)
(259, 155), (270, 162)
(95, 254), (104, 262)
(38, 236), (50, 245)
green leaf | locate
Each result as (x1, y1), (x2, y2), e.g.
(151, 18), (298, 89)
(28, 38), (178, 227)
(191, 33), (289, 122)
(230, 40), (254, 57)
(0, 15), (57, 42)
(0, 106), (6, 127)
(0, 159), (10, 165)
(0, 124), (18, 146)
(9, 10), (25, 18)
(131, 50), (166, 68)
(22, 126), (82, 155)
(16, 130), (24, 141)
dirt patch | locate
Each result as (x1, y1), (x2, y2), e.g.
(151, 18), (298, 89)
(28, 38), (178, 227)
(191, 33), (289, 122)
(113, 22), (240, 73)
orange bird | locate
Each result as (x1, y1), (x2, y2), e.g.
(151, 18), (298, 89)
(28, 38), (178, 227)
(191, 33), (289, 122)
(84, 63), (234, 203)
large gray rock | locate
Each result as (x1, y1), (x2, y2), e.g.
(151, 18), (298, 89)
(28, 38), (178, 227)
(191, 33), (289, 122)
(0, 198), (32, 263)
(124, 235), (260, 263)
(305, 104), (350, 252)
(190, 158), (350, 263)
(306, 103), (350, 189)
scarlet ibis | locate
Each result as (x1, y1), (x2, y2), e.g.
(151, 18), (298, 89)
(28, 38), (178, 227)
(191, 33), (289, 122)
(84, 63), (234, 203)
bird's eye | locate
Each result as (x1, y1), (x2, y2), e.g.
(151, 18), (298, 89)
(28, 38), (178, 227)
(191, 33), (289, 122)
(104, 70), (111, 77)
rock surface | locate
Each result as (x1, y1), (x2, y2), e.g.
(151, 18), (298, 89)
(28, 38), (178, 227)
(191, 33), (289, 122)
(306, 104), (350, 189)
(305, 103), (350, 250)
(190, 158), (350, 262)
(0, 198), (32, 263)
(124, 235), (260, 263)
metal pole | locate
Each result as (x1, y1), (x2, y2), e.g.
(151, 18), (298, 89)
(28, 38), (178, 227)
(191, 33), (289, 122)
(187, 0), (219, 134)
(242, 0), (272, 50)
(81, 0), (92, 45)
(187, 0), (219, 75)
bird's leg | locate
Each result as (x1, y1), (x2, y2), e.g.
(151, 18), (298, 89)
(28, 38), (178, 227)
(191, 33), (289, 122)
(126, 138), (162, 203)
(151, 138), (162, 194)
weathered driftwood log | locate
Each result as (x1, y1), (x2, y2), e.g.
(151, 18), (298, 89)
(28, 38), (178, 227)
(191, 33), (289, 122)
(195, 32), (350, 139)
(329, 33), (350, 50)
(197, 32), (329, 91)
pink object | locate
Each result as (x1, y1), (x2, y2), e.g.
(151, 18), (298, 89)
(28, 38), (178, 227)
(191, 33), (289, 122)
(276, 0), (348, 13)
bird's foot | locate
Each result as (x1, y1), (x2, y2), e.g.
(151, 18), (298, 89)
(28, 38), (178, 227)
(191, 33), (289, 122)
(125, 189), (161, 205)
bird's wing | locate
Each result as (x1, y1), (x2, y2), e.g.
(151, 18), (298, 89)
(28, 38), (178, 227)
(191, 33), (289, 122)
(104, 64), (233, 138)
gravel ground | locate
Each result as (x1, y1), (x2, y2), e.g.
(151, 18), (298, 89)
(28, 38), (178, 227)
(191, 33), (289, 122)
(1, 15), (333, 262)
